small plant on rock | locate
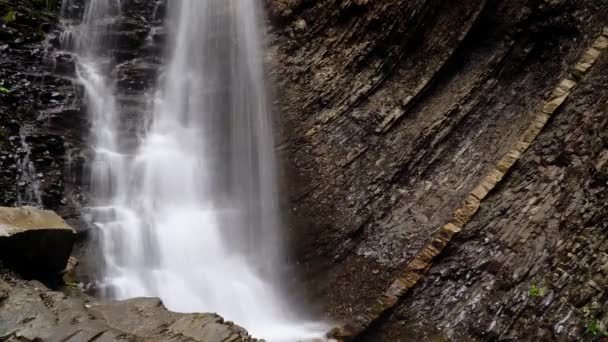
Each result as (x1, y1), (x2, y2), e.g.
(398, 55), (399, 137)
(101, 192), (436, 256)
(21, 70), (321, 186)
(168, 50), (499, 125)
(528, 284), (546, 298)
(586, 319), (608, 337)
(582, 304), (608, 338)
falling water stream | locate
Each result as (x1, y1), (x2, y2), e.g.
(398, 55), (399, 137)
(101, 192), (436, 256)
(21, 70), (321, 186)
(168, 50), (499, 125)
(16, 126), (43, 207)
(61, 0), (328, 340)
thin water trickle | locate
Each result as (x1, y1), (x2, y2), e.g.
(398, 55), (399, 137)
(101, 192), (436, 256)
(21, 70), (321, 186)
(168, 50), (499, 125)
(61, 0), (329, 340)
(16, 127), (43, 207)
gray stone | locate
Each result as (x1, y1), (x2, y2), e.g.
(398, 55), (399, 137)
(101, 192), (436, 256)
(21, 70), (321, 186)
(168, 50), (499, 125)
(0, 273), (256, 342)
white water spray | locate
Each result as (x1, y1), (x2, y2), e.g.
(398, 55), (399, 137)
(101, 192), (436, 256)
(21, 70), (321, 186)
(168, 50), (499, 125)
(62, 0), (328, 340)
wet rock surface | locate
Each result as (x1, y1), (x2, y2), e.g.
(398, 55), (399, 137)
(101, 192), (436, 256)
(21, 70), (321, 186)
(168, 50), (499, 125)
(360, 51), (608, 341)
(1, 0), (608, 341)
(266, 0), (608, 340)
(0, 272), (256, 342)
(0, 0), (81, 216)
(0, 0), (162, 219)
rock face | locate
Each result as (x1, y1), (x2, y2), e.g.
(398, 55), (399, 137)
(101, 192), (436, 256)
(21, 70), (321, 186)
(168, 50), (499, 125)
(0, 272), (255, 342)
(0, 0), (79, 213)
(265, 0), (608, 340)
(0, 206), (75, 280)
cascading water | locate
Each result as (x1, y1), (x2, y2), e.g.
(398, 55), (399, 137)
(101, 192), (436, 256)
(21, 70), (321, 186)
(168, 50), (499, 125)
(62, 1), (328, 340)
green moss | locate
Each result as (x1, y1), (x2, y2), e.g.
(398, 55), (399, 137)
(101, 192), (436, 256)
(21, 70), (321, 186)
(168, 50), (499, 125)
(0, 0), (58, 30)
(528, 284), (546, 298)
(2, 8), (15, 23)
(586, 320), (608, 337)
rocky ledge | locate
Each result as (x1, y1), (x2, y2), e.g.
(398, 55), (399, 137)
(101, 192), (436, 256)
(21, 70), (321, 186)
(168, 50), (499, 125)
(0, 272), (256, 342)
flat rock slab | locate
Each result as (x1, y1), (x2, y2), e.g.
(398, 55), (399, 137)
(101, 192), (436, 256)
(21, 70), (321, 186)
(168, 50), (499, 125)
(0, 206), (76, 279)
(0, 273), (256, 342)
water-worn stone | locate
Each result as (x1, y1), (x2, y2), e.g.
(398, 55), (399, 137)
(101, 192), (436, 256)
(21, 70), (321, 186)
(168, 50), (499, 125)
(0, 206), (75, 280)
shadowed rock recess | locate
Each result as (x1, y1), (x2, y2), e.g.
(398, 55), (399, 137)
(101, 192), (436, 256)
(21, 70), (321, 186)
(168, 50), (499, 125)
(1, 0), (608, 341)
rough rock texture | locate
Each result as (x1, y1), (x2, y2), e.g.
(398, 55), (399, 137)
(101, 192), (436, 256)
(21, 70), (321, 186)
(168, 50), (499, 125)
(0, 206), (75, 280)
(2, 0), (608, 341)
(0, 0), (80, 215)
(348, 28), (608, 340)
(357, 32), (608, 341)
(0, 272), (255, 342)
(265, 0), (608, 340)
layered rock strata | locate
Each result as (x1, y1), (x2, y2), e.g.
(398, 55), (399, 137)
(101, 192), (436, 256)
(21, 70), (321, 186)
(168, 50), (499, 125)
(266, 0), (608, 340)
(332, 25), (608, 340)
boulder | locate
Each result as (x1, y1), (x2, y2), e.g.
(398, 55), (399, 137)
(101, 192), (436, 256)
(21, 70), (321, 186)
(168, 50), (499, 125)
(0, 206), (76, 280)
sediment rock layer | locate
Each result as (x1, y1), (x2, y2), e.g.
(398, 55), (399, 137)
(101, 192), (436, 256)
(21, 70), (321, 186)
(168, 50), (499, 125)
(334, 26), (608, 340)
(358, 27), (608, 341)
(267, 0), (608, 340)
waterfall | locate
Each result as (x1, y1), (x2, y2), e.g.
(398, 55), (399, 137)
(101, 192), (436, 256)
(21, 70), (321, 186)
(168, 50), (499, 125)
(61, 0), (328, 340)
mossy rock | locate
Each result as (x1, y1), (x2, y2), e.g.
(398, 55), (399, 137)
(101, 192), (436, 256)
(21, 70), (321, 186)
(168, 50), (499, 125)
(0, 0), (59, 31)
(2, 8), (15, 23)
